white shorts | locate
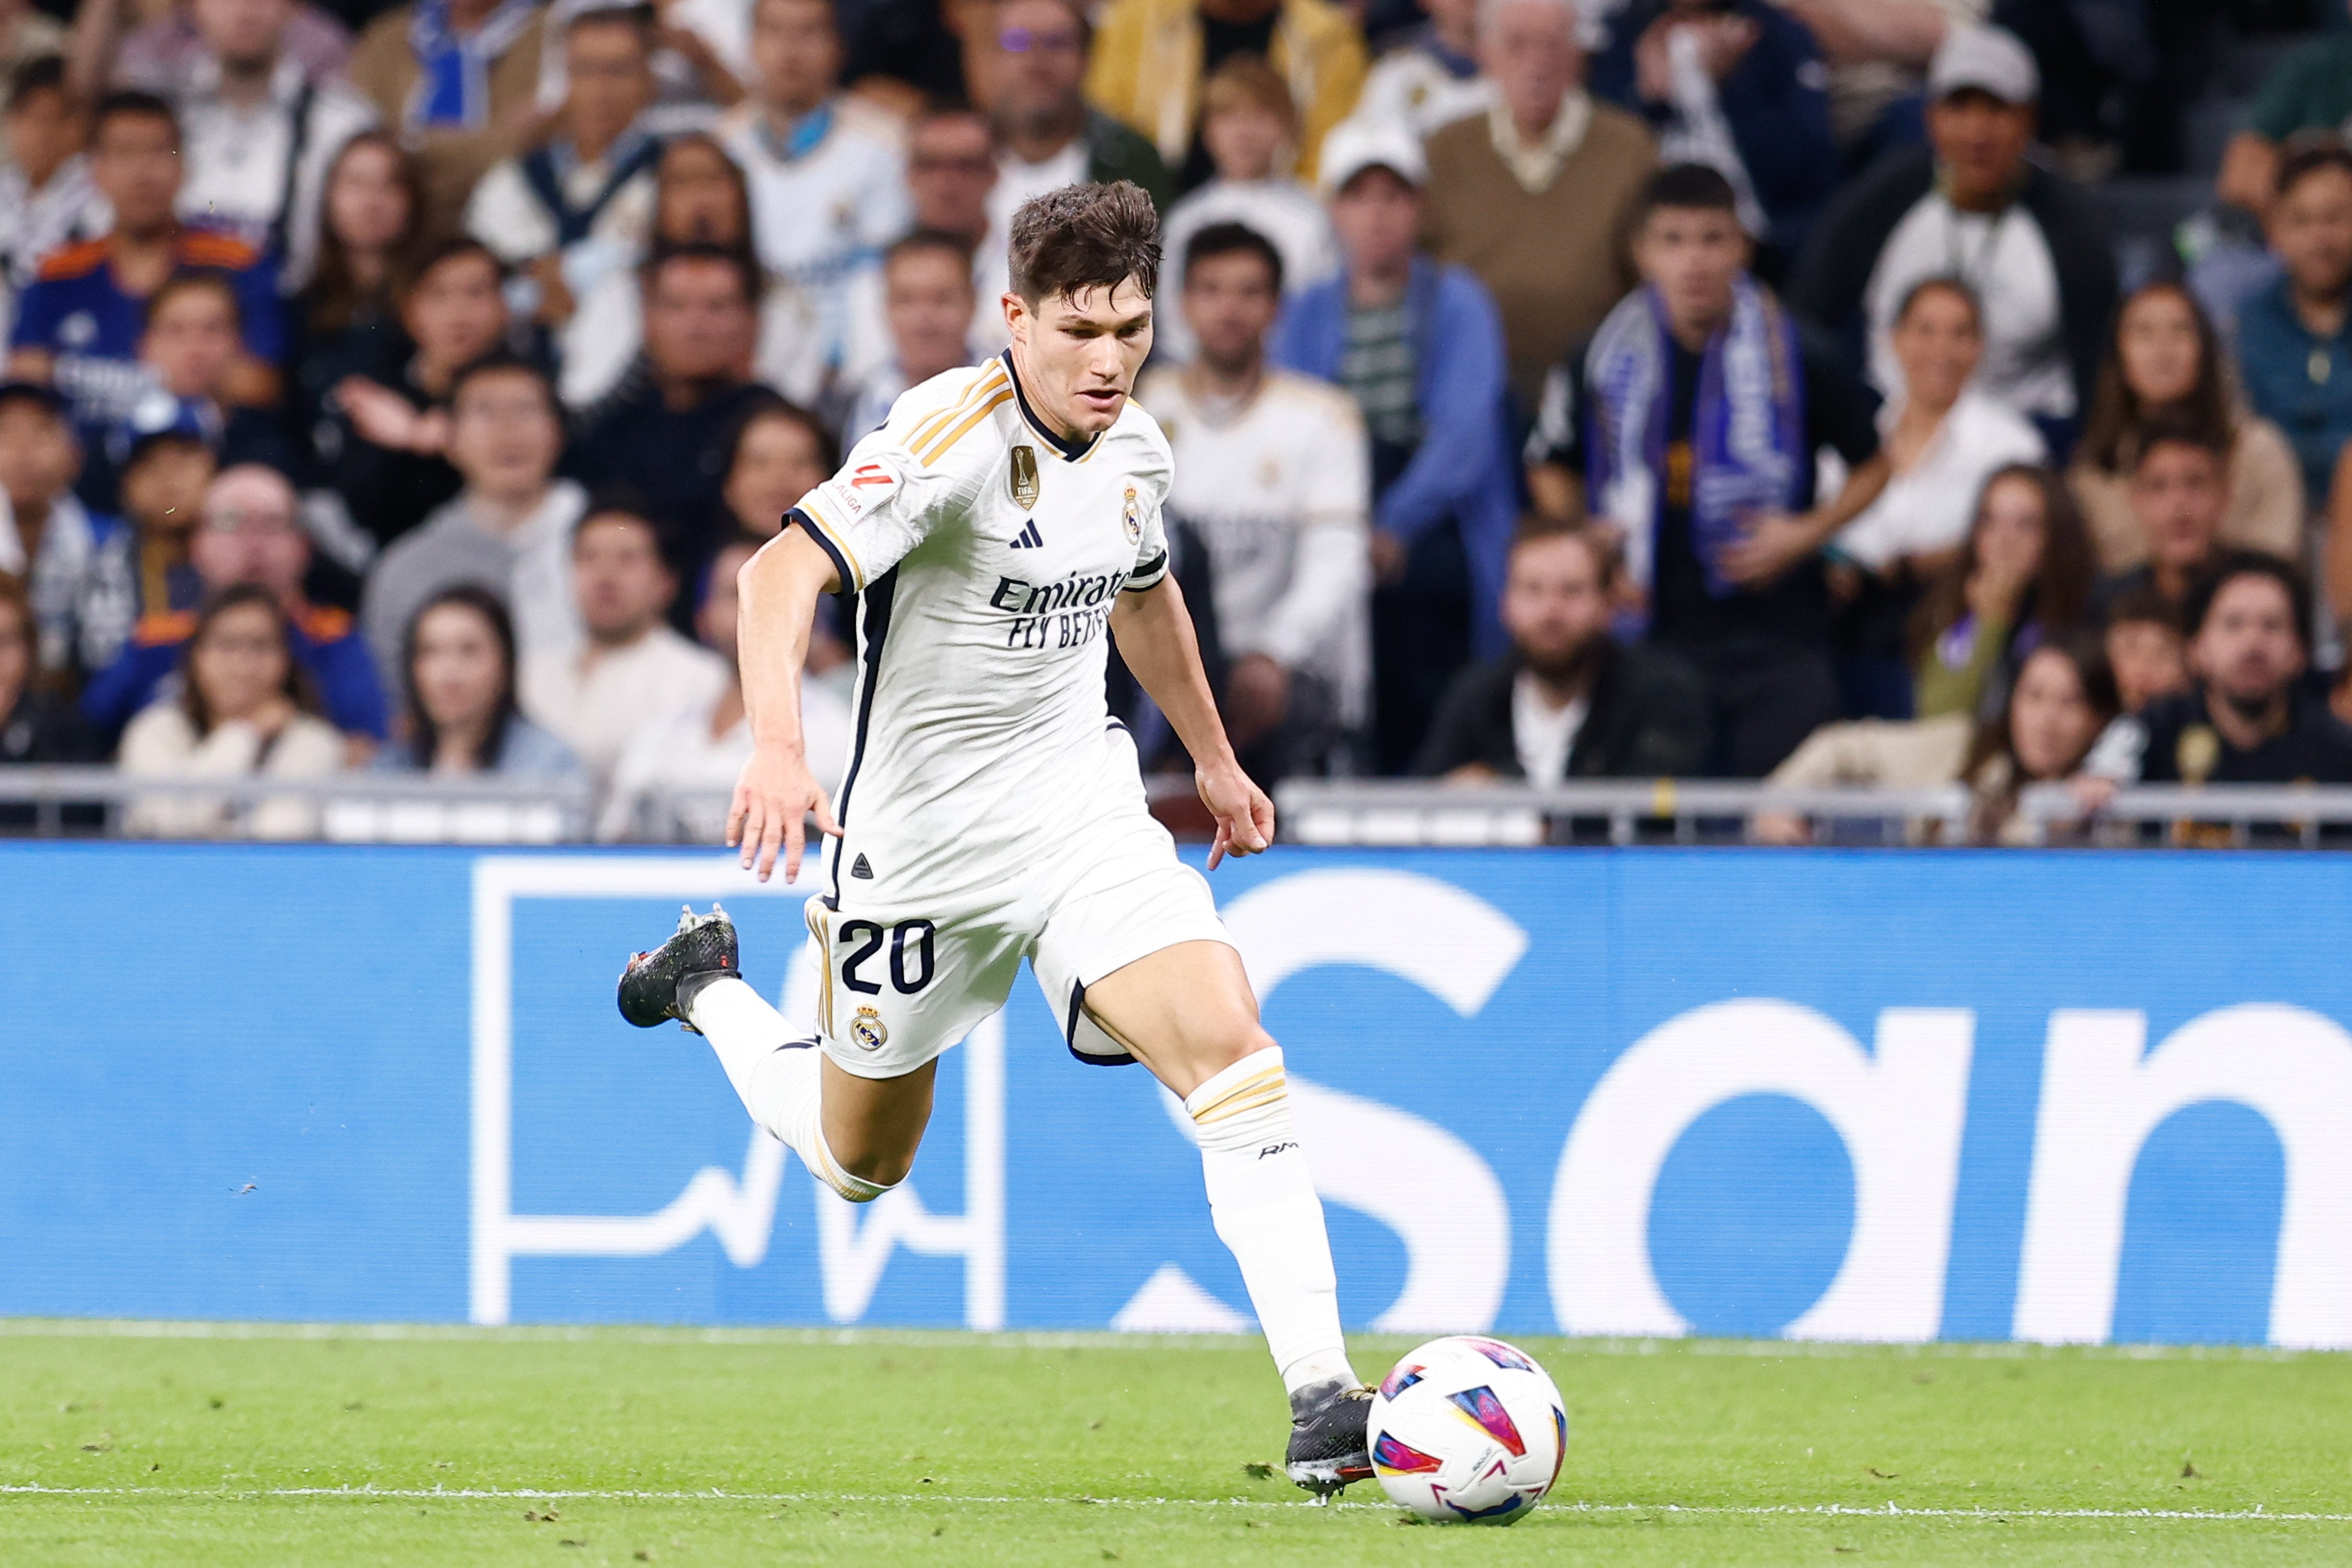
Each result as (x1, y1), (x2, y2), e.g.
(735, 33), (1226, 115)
(799, 789), (1233, 1079)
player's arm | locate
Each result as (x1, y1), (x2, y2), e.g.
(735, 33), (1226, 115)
(728, 525), (844, 883)
(1110, 575), (1273, 871)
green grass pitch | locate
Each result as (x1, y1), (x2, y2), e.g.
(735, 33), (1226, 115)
(2, 1325), (2348, 1566)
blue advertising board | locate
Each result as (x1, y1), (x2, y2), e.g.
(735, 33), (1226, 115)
(0, 843), (2344, 1347)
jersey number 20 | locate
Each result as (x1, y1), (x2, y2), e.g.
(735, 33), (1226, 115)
(839, 919), (936, 995)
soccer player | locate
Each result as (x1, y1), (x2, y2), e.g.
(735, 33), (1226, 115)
(616, 181), (1373, 1495)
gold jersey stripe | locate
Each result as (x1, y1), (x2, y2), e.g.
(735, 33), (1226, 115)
(797, 500), (866, 588)
(916, 389), (1014, 467)
(904, 365), (1009, 454)
(1190, 1066), (1286, 1122)
(1193, 1082), (1289, 1124)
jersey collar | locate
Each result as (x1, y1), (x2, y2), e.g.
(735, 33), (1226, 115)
(1002, 349), (1099, 463)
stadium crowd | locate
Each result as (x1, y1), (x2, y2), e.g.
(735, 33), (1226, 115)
(1, 0), (2350, 844)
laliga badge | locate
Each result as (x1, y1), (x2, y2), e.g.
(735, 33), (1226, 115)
(850, 1006), (889, 1052)
(1009, 444), (1040, 510)
(1122, 485), (1142, 545)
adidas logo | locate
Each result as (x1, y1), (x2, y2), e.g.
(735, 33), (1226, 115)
(850, 854), (874, 880)
(1009, 518), (1044, 549)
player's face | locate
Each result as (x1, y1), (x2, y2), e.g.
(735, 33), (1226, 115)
(1005, 276), (1152, 436)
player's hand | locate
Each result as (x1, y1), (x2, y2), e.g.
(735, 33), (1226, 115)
(1198, 758), (1273, 871)
(727, 742), (841, 884)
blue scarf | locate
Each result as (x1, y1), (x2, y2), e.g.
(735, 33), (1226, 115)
(406, 0), (539, 132)
(1586, 274), (1805, 601)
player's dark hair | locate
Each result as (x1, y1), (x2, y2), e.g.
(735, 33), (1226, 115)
(1008, 181), (1161, 305)
(642, 240), (764, 309)
(399, 583), (522, 771)
(7, 54), (69, 112)
(2276, 139), (2352, 204)
(2184, 549), (2310, 649)
(887, 227), (977, 278)
(1183, 222), (1283, 295)
(1636, 162), (1740, 225)
(448, 350), (561, 424)
(91, 88), (178, 144)
(2130, 406), (2230, 469)
(179, 583), (319, 737)
(143, 270), (243, 334)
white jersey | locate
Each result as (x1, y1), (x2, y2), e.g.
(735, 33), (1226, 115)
(789, 353), (1173, 905)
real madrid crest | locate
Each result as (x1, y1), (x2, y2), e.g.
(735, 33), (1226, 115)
(1122, 484), (1142, 545)
(850, 1006), (889, 1052)
(1009, 444), (1040, 510)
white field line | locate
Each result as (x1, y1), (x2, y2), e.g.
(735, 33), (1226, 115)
(0, 1320), (2338, 1364)
(0, 1485), (2346, 1525)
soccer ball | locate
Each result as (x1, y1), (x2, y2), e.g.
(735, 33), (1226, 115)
(1365, 1336), (1567, 1524)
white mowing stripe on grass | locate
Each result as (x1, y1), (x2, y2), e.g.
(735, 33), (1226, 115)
(1, 1486), (2347, 1524)
(0, 1320), (2337, 1365)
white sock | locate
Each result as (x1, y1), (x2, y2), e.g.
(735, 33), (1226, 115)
(1184, 1046), (1357, 1396)
(687, 976), (890, 1204)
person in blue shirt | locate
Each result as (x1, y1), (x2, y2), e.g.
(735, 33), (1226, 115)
(80, 463), (386, 744)
(2236, 143), (2352, 509)
(5, 91), (287, 492)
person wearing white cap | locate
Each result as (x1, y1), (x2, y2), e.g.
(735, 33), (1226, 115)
(1788, 22), (2117, 451)
(1268, 116), (1518, 771)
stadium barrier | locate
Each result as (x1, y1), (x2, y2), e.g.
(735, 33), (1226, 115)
(3, 840), (2344, 1347)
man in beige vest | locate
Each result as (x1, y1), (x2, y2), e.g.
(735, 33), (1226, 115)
(1420, 0), (1653, 407)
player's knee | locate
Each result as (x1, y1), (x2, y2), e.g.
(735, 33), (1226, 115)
(837, 1145), (916, 1190)
(1201, 1021), (1277, 1079)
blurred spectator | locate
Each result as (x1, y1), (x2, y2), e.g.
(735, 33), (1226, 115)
(983, 0), (1172, 331)
(1270, 121), (1516, 773)
(1344, 0), (1487, 143)
(466, 3), (659, 394)
(1589, 0), (1838, 275)
(1911, 463), (2090, 721)
(152, 0), (379, 291)
(907, 106), (997, 270)
(8, 93), (287, 463)
(348, 0), (548, 241)
(2100, 583), (2186, 716)
(1755, 707), (1971, 841)
(88, 273), (301, 508)
(2085, 417), (2228, 628)
(1086, 0), (1365, 190)
(78, 0), (351, 101)
(119, 581), (345, 839)
(1420, 0), (1655, 407)
(2237, 145), (2352, 511)
(598, 528), (847, 839)
(2216, 1), (2352, 224)
(518, 497), (726, 787)
(372, 582), (581, 776)
(2323, 441), (2352, 660)
(0, 571), (100, 777)
(0, 379), (131, 682)
(2069, 280), (2303, 574)
(0, 59), (110, 336)
(545, 131), (754, 410)
(1416, 521), (1708, 781)
(567, 245), (769, 568)
(1829, 277), (2042, 590)
(313, 236), (505, 562)
(1963, 633), (2115, 844)
(82, 429), (215, 663)
(718, 0), (909, 407)
(1141, 222), (1369, 778)
(0, 0), (64, 154)
(1155, 56), (1338, 365)
(713, 393), (847, 673)
(1789, 25), (2115, 448)
(361, 352), (585, 691)
(1541, 165), (1887, 776)
(1779, 0), (1980, 158)
(839, 230), (978, 442)
(82, 461), (386, 742)
(537, 0), (745, 123)
(2091, 552), (2352, 786)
